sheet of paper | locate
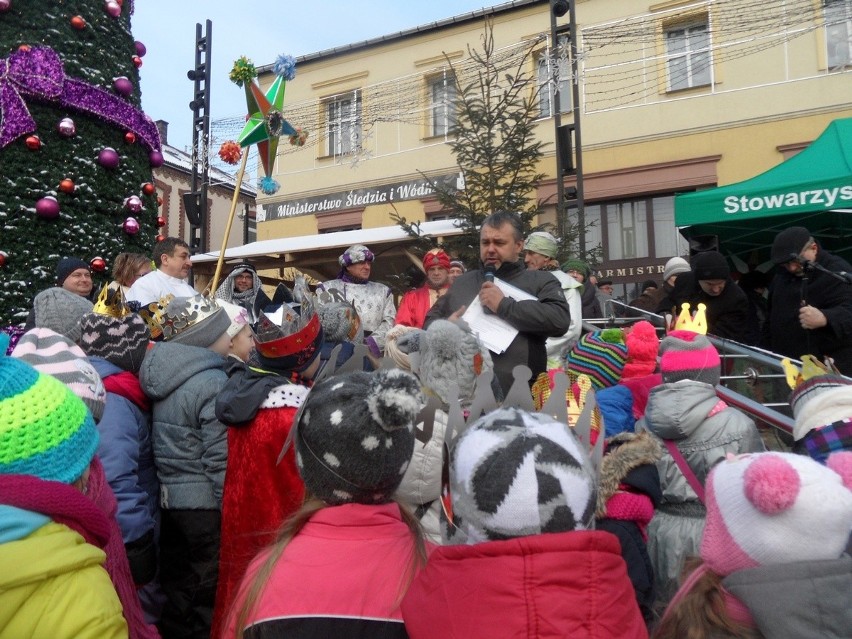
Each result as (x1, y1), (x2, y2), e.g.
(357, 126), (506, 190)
(461, 277), (536, 354)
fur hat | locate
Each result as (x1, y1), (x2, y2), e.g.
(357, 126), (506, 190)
(700, 451), (852, 577)
(160, 295), (230, 348)
(56, 257), (90, 287)
(1, 333), (99, 484)
(525, 232), (558, 259)
(294, 369), (423, 505)
(771, 226), (812, 265)
(416, 320), (492, 405)
(662, 257), (690, 283)
(622, 320), (660, 379)
(338, 244), (374, 268)
(566, 329), (628, 389)
(444, 408), (597, 545)
(595, 431), (662, 518)
(317, 301), (363, 343)
(422, 248), (451, 271)
(659, 330), (721, 386)
(692, 251), (730, 281)
(78, 285), (150, 374)
(13, 328), (107, 423)
(33, 287), (94, 343)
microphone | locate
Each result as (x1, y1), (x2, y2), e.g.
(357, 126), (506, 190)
(484, 265), (496, 283)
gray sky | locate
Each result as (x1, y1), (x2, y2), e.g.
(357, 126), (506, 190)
(133, 0), (496, 151)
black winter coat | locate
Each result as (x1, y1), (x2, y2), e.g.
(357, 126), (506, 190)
(762, 249), (852, 375)
(656, 272), (748, 341)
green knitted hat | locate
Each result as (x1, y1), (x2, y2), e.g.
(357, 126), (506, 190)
(561, 259), (590, 278)
(0, 333), (99, 484)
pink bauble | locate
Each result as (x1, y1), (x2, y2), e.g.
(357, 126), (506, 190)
(123, 217), (140, 235)
(98, 147), (120, 169)
(57, 117), (76, 137)
(134, 41), (147, 57)
(0, 0), (11, 12)
(36, 196), (60, 219)
(149, 150), (164, 168)
(124, 195), (143, 213)
(104, 0), (121, 17)
(113, 76), (133, 97)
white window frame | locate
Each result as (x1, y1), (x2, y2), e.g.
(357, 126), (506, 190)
(664, 21), (712, 91)
(428, 72), (457, 137)
(537, 35), (571, 118)
(826, 0), (852, 69)
(325, 90), (362, 157)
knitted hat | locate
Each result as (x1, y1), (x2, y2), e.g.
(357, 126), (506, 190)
(525, 231), (558, 259)
(417, 320), (492, 405)
(692, 251), (730, 281)
(621, 320), (660, 379)
(1, 332), (100, 484)
(218, 301), (251, 339)
(422, 248), (451, 271)
(771, 226), (812, 264)
(79, 285), (150, 374)
(56, 257), (90, 287)
(700, 451), (852, 577)
(294, 368), (423, 505)
(33, 287), (94, 343)
(449, 259), (466, 273)
(659, 330), (721, 386)
(444, 408), (596, 545)
(338, 244), (374, 268)
(13, 328), (107, 422)
(566, 329), (628, 389)
(790, 377), (852, 440)
(641, 279), (657, 292)
(318, 301), (363, 344)
(160, 295), (230, 348)
(561, 259), (590, 278)
(662, 257), (691, 283)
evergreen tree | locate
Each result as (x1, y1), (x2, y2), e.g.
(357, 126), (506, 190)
(393, 18), (590, 269)
(0, 1), (162, 326)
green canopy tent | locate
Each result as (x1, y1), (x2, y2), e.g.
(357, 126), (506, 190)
(675, 118), (852, 263)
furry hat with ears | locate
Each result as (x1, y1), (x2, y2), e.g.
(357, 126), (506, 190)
(595, 431), (662, 518)
(417, 320), (492, 405)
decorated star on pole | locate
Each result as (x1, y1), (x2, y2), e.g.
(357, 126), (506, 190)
(227, 54), (304, 195)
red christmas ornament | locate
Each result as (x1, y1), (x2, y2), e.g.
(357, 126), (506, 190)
(18, 44), (30, 52)
(124, 131), (136, 144)
(156, 216), (166, 228)
(132, 55), (142, 68)
(218, 141), (242, 165)
(58, 178), (76, 194)
(0, 251), (8, 268)
(90, 257), (107, 272)
(142, 182), (156, 196)
(157, 196), (163, 206)
(155, 234), (166, 243)
(25, 135), (41, 150)
(71, 15), (87, 29)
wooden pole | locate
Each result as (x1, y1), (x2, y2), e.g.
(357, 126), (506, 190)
(209, 149), (250, 294)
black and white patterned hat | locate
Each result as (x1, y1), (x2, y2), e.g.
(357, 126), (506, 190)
(444, 408), (597, 545)
(295, 368), (424, 505)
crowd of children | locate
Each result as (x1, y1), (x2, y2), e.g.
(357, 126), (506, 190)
(1, 270), (850, 639)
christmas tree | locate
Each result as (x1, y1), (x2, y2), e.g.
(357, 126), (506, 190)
(0, 0), (162, 326)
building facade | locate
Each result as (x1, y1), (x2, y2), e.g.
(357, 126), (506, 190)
(251, 0), (852, 300)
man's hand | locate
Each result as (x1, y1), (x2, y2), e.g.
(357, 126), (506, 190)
(799, 305), (827, 329)
(448, 305), (467, 321)
(479, 281), (504, 313)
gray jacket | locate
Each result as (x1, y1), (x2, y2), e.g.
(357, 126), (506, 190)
(139, 342), (228, 510)
(724, 555), (852, 638)
(642, 380), (764, 601)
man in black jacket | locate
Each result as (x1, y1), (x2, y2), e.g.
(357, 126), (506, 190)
(763, 226), (852, 374)
(425, 211), (571, 393)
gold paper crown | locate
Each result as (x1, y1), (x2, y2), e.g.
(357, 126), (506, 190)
(92, 282), (132, 319)
(138, 294), (174, 341)
(670, 302), (708, 334)
(782, 354), (842, 390)
(158, 294), (222, 342)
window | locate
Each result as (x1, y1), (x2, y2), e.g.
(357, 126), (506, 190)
(607, 201), (648, 260)
(325, 91), (362, 157)
(652, 196), (689, 257)
(246, 215), (256, 243)
(826, 0), (852, 69)
(537, 35), (571, 118)
(428, 73), (457, 137)
(665, 21), (711, 91)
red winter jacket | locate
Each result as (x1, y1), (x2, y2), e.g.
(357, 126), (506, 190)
(402, 530), (648, 639)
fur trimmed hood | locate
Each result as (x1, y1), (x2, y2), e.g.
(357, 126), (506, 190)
(595, 431), (662, 518)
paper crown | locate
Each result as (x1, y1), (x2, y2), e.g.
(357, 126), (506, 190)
(91, 282), (132, 319)
(138, 294), (174, 341)
(782, 354), (843, 390)
(139, 294), (223, 342)
(669, 302), (708, 334)
(253, 277), (321, 358)
(532, 372), (603, 444)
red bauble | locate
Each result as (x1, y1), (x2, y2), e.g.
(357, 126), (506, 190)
(0, 251), (8, 268)
(157, 196), (163, 206)
(124, 131), (136, 144)
(218, 141), (242, 165)
(142, 182), (156, 196)
(25, 135), (41, 150)
(18, 44), (30, 52)
(90, 257), (107, 272)
(132, 55), (142, 68)
(156, 216), (166, 228)
(71, 15), (86, 29)
(155, 234), (166, 243)
(58, 178), (76, 194)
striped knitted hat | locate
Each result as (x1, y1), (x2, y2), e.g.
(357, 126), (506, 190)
(566, 329), (627, 389)
(0, 332), (99, 484)
(659, 330), (721, 386)
(13, 328), (107, 423)
(79, 311), (150, 374)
